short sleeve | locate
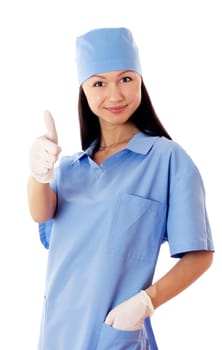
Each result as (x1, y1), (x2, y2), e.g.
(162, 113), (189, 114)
(38, 167), (59, 249)
(39, 219), (54, 249)
(166, 144), (214, 258)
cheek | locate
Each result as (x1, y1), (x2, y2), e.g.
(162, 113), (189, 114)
(129, 89), (141, 108)
(125, 80), (142, 105)
(87, 95), (102, 112)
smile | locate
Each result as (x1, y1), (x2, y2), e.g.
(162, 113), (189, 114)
(105, 105), (127, 114)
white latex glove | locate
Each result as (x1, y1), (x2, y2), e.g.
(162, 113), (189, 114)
(30, 111), (61, 183)
(105, 290), (154, 331)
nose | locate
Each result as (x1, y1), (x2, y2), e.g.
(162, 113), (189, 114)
(106, 83), (123, 103)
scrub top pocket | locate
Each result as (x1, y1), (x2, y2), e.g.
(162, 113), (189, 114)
(96, 323), (149, 350)
(108, 193), (166, 262)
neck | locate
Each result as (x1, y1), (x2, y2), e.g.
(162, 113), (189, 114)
(99, 124), (139, 149)
(99, 136), (134, 150)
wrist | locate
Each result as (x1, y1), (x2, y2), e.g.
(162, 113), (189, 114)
(140, 290), (155, 317)
(30, 169), (53, 184)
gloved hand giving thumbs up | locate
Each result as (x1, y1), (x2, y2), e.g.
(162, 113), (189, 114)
(30, 111), (62, 183)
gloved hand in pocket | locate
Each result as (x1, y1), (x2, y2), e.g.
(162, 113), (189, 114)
(105, 290), (154, 331)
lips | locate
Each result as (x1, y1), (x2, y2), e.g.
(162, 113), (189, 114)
(105, 105), (127, 114)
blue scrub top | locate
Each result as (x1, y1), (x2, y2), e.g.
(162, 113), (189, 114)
(38, 131), (214, 350)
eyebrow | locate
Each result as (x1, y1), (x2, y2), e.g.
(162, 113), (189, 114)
(91, 70), (133, 79)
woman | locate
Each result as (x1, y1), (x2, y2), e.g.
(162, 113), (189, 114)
(28, 27), (214, 350)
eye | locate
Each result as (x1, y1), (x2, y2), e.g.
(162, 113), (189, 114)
(93, 81), (105, 87)
(120, 76), (132, 83)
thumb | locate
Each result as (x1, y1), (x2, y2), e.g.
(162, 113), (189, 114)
(104, 311), (115, 326)
(44, 110), (58, 144)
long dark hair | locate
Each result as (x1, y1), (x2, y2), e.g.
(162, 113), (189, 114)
(78, 80), (172, 150)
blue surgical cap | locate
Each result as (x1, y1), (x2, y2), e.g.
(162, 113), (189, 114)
(75, 27), (142, 85)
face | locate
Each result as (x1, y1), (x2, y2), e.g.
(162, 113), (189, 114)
(82, 70), (142, 128)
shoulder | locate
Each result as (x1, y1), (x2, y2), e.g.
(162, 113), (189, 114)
(157, 137), (197, 166)
(148, 136), (202, 183)
(156, 138), (205, 193)
(132, 132), (198, 171)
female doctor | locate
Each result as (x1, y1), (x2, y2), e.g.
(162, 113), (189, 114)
(28, 27), (214, 350)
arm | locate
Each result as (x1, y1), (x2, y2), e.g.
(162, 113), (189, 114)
(27, 175), (57, 222)
(104, 250), (213, 330)
(146, 250), (213, 309)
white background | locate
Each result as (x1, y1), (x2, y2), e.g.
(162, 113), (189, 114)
(0, 0), (221, 349)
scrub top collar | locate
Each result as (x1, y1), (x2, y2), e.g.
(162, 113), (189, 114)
(72, 131), (159, 165)
(126, 130), (158, 154)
